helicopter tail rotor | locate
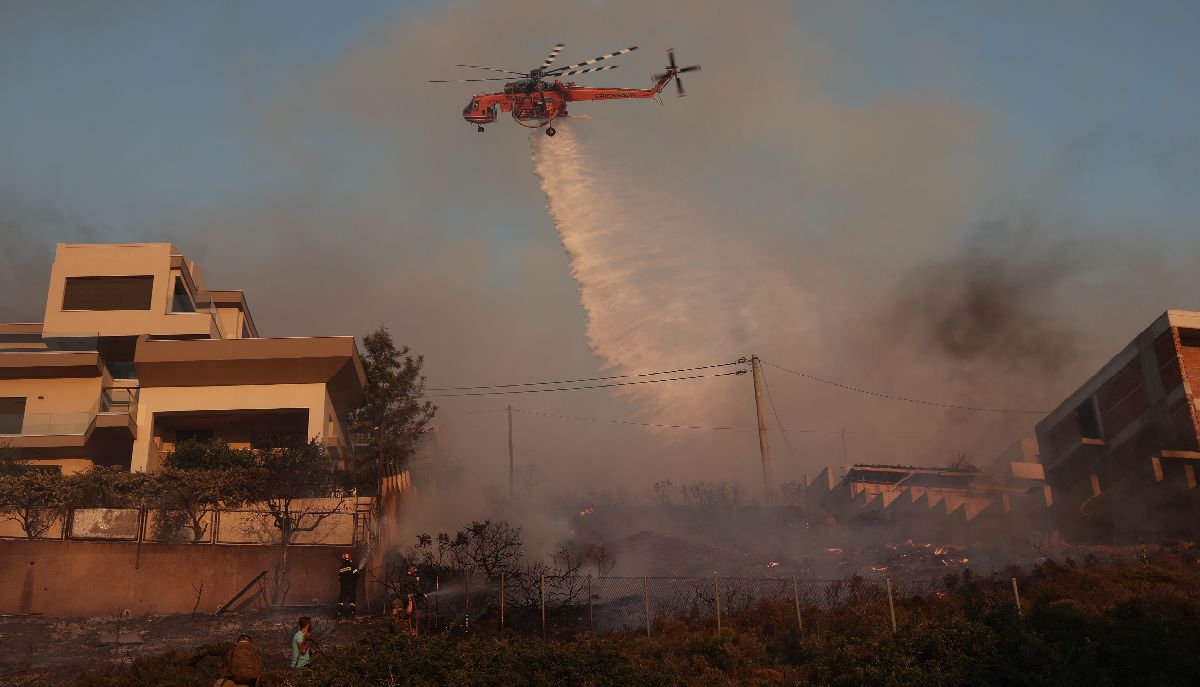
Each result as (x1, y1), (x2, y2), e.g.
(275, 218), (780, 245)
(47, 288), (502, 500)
(654, 48), (700, 97)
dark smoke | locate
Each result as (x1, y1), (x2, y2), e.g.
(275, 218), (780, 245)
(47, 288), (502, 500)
(892, 217), (1082, 375)
(0, 198), (108, 321)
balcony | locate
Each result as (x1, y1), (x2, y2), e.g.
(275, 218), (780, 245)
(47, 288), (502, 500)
(101, 387), (139, 416)
(0, 412), (93, 437)
(0, 330), (139, 380)
(0, 330), (101, 353)
(0, 389), (137, 460)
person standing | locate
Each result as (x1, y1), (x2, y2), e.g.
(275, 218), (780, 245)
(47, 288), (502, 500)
(336, 552), (360, 619)
(291, 616), (313, 669)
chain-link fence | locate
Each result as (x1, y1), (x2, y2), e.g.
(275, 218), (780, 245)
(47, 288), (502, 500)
(391, 571), (1009, 639)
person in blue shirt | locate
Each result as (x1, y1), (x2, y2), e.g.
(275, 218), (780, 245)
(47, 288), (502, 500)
(290, 616), (312, 669)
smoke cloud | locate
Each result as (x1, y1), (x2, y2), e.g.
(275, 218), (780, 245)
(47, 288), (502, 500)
(891, 219), (1082, 374)
(2, 1), (1199, 516)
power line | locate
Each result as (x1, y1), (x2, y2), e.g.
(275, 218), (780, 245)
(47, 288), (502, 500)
(760, 359), (1048, 415)
(427, 361), (744, 391)
(442, 407), (961, 435)
(427, 370), (747, 398)
(511, 407), (754, 431)
(758, 363), (799, 463)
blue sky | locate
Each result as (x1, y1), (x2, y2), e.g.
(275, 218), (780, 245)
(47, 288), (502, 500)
(2, 1), (1197, 236)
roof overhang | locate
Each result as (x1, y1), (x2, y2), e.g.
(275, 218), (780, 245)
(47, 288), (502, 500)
(134, 336), (367, 410)
(0, 351), (105, 379)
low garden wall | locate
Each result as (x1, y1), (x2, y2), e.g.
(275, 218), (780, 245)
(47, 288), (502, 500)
(0, 539), (371, 617)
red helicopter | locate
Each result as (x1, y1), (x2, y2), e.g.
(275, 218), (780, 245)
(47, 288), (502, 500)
(430, 44), (699, 136)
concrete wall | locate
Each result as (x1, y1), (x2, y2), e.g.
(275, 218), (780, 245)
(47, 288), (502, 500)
(0, 539), (363, 617)
(0, 376), (104, 416)
(43, 243), (217, 339)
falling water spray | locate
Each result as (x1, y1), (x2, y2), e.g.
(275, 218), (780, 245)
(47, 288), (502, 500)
(529, 126), (811, 423)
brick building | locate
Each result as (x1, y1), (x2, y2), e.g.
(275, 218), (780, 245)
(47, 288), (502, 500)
(1035, 310), (1200, 539)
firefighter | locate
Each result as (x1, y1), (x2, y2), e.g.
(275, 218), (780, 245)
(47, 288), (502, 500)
(336, 552), (360, 619)
(390, 566), (422, 635)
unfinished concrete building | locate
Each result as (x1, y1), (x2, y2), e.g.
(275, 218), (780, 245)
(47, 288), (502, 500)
(1034, 310), (1200, 540)
(798, 439), (1050, 543)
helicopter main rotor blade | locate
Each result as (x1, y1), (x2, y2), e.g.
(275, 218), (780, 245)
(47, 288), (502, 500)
(428, 77), (514, 83)
(675, 75), (685, 97)
(679, 65), (700, 74)
(557, 65), (620, 77)
(548, 46), (638, 74)
(540, 43), (565, 70)
(667, 48), (677, 69)
(454, 64), (528, 76)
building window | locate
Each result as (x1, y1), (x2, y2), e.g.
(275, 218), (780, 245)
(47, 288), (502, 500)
(0, 397), (26, 434)
(62, 275), (154, 311)
(1075, 400), (1102, 440)
(170, 277), (196, 313)
(175, 428), (214, 445)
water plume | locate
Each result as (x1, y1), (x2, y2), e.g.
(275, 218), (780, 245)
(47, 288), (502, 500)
(529, 126), (811, 423)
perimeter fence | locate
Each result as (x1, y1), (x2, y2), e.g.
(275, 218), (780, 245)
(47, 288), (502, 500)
(0, 504), (365, 546)
(394, 572), (1013, 639)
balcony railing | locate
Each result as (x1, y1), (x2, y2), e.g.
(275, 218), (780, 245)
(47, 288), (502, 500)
(0, 412), (94, 436)
(101, 387), (139, 418)
(0, 332), (101, 353)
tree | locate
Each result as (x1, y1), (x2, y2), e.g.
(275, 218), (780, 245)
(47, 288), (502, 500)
(0, 441), (27, 477)
(409, 520), (601, 610)
(679, 480), (744, 506)
(165, 438), (256, 471)
(0, 469), (68, 538)
(66, 466), (154, 509)
(247, 438), (346, 603)
(147, 440), (258, 542)
(413, 520), (524, 579)
(251, 439), (343, 544)
(346, 326), (437, 496)
(651, 480), (676, 506)
(948, 452), (975, 470)
(150, 466), (255, 542)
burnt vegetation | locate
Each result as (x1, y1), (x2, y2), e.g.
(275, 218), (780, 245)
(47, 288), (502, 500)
(68, 556), (1200, 687)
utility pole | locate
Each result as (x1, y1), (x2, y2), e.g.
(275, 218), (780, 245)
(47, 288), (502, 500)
(750, 354), (773, 503)
(507, 405), (514, 499)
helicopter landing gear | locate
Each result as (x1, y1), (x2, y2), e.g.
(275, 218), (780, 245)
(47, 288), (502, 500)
(477, 126), (485, 133)
(545, 126), (556, 137)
